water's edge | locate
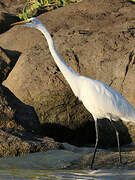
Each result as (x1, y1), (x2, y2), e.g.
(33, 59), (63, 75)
(0, 144), (135, 179)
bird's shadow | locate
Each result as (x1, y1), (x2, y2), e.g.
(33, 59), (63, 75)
(41, 118), (132, 148)
(41, 121), (96, 147)
(97, 118), (132, 148)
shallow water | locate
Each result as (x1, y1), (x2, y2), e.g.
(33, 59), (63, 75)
(1, 169), (135, 180)
(0, 145), (135, 179)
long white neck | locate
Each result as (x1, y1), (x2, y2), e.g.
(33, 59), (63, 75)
(38, 24), (80, 97)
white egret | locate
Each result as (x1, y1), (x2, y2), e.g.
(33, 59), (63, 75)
(12, 17), (135, 169)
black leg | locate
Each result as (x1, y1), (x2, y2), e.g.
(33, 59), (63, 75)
(110, 120), (122, 164)
(91, 118), (99, 169)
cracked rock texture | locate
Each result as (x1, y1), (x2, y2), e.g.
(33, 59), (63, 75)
(1, 0), (135, 147)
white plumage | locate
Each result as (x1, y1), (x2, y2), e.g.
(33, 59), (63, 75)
(13, 17), (135, 169)
(78, 76), (135, 122)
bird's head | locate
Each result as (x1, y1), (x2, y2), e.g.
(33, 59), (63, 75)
(12, 17), (42, 29)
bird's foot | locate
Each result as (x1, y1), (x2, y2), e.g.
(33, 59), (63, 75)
(90, 165), (97, 170)
(90, 162), (98, 170)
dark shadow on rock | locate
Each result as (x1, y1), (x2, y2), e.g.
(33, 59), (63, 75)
(1, 85), (41, 133)
(41, 121), (96, 147)
(0, 47), (21, 83)
(2, 48), (21, 63)
(0, 85), (62, 157)
(0, 13), (19, 34)
(41, 118), (132, 148)
(2, 48), (21, 73)
(97, 118), (132, 148)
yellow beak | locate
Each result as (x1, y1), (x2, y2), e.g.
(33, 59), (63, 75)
(12, 20), (29, 26)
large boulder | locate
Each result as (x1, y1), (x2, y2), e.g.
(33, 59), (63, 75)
(0, 45), (62, 157)
(0, 84), (40, 132)
(0, 84), (62, 157)
(1, 0), (135, 147)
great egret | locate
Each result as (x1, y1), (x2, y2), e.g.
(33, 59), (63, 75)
(12, 17), (135, 169)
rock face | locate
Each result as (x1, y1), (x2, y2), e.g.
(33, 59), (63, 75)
(0, 84), (62, 157)
(0, 12), (19, 34)
(1, 0), (135, 148)
(0, 27), (62, 156)
(0, 82), (63, 157)
(0, 0), (25, 34)
(0, 0), (26, 16)
(0, 129), (62, 157)
(0, 47), (20, 82)
(0, 84), (40, 131)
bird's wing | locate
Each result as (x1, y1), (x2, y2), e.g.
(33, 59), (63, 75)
(79, 76), (135, 121)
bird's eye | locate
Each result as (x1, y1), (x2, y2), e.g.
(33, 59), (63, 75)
(29, 20), (34, 23)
